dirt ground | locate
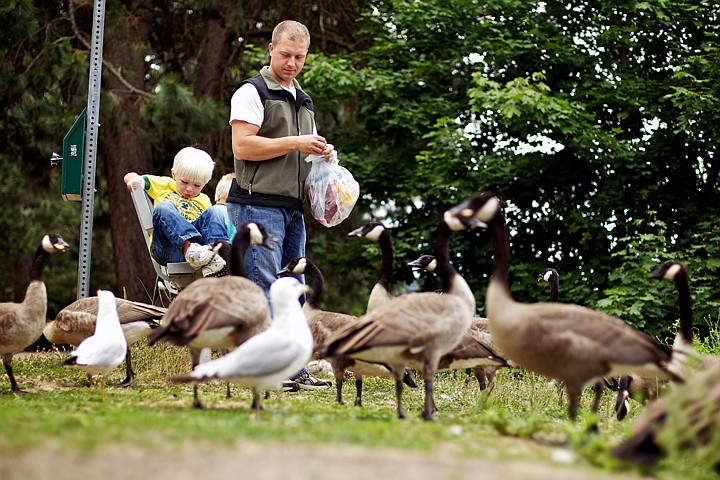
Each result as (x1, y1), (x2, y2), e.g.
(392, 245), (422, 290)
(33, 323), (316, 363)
(0, 441), (647, 480)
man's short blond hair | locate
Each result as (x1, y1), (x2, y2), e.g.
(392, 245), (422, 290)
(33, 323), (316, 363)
(272, 20), (310, 48)
(171, 147), (215, 185)
(215, 172), (234, 202)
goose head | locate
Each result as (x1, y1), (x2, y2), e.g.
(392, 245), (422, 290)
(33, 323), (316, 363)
(210, 239), (233, 263)
(407, 254), (437, 272)
(240, 221), (278, 250)
(538, 268), (559, 283)
(347, 222), (387, 242)
(42, 234), (70, 253)
(445, 192), (500, 230)
(277, 257), (308, 276)
(648, 261), (687, 282)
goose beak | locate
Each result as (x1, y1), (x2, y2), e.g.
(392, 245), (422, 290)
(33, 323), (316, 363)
(407, 259), (424, 268)
(647, 269), (663, 280)
(346, 226), (364, 237)
(276, 266), (291, 277)
(445, 202), (487, 230)
(54, 238), (70, 252)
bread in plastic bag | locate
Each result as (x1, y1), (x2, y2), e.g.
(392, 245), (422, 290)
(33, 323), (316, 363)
(304, 153), (359, 227)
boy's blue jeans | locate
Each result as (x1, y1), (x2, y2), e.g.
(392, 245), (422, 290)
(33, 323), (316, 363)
(150, 201), (229, 266)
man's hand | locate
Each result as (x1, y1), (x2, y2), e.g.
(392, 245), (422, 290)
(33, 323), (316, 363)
(297, 134), (329, 156)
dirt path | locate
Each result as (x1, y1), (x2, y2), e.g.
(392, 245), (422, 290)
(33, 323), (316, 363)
(1, 442), (645, 480)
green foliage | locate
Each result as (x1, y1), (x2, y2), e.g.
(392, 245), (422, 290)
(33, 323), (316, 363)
(4, 0), (720, 350)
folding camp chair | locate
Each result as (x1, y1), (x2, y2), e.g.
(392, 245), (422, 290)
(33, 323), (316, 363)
(129, 185), (204, 295)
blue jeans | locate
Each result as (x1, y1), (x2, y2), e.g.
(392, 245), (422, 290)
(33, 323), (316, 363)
(225, 203), (306, 298)
(151, 201), (229, 266)
(226, 202), (308, 381)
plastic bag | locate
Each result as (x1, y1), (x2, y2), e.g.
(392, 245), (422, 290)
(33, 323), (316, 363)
(304, 152), (359, 227)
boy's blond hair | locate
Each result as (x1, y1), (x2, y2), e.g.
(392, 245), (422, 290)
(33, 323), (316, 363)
(171, 147), (215, 185)
(215, 172), (235, 203)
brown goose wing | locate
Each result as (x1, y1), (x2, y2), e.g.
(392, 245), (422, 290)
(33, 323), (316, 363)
(325, 292), (469, 357)
(161, 277), (268, 340)
(531, 303), (671, 364)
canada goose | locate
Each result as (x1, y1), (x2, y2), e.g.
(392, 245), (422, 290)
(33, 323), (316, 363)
(347, 222), (394, 313)
(538, 268), (559, 302)
(44, 297), (166, 387)
(148, 222), (275, 408)
(60, 290), (128, 399)
(277, 257), (416, 406)
(615, 261), (720, 420)
(170, 277), (313, 415)
(446, 192), (678, 421)
(407, 254), (507, 393)
(612, 360), (720, 469)
(650, 261), (720, 373)
(323, 214), (475, 420)
(0, 233), (69, 391)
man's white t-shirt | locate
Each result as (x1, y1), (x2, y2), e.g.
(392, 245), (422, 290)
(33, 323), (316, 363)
(229, 82), (297, 128)
(229, 81), (317, 135)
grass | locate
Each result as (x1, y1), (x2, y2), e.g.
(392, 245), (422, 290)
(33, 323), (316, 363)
(0, 342), (716, 479)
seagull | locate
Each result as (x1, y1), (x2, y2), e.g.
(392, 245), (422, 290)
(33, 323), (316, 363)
(170, 277), (313, 416)
(61, 290), (127, 399)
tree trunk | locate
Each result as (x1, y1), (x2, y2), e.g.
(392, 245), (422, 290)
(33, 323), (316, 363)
(102, 0), (157, 302)
(194, 1), (236, 162)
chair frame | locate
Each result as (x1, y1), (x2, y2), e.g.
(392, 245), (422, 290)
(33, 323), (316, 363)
(129, 185), (204, 295)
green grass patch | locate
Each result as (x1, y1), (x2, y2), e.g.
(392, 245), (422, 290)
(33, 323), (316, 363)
(0, 342), (716, 479)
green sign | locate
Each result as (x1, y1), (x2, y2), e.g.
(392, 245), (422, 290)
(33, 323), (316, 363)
(61, 109), (86, 201)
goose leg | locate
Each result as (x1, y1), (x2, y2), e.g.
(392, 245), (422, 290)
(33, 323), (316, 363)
(354, 376), (364, 407)
(485, 366), (498, 395)
(119, 347), (134, 388)
(394, 370), (405, 419)
(251, 387), (262, 411)
(2, 354), (20, 392)
(422, 365), (437, 421)
(189, 348), (204, 409)
(473, 367), (487, 390)
(331, 361), (345, 404)
(566, 385), (582, 421)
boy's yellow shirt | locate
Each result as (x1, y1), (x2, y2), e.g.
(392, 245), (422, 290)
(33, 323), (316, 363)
(144, 174), (211, 222)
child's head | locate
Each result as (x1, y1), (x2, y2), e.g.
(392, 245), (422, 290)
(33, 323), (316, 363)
(171, 147), (215, 185)
(215, 172), (234, 204)
(171, 147), (215, 198)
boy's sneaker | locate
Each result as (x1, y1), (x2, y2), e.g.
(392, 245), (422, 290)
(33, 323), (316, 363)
(291, 372), (332, 390)
(202, 255), (228, 277)
(185, 242), (215, 269)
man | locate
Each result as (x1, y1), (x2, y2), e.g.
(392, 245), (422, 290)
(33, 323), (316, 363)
(226, 20), (334, 390)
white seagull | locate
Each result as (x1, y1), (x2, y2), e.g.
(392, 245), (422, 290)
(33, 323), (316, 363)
(61, 290), (127, 399)
(171, 277), (313, 415)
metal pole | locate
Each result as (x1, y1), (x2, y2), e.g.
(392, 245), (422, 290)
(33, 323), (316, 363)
(77, 0), (106, 299)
